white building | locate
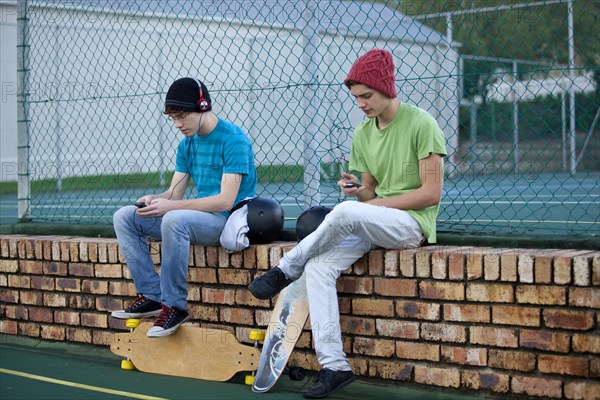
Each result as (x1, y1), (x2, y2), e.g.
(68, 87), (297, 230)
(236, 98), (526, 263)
(1, 0), (459, 183)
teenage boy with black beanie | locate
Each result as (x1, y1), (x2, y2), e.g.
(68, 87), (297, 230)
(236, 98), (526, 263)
(111, 77), (257, 337)
(249, 49), (447, 398)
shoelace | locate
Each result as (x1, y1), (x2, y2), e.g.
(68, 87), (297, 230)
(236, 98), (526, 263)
(154, 305), (174, 327)
(128, 295), (147, 310)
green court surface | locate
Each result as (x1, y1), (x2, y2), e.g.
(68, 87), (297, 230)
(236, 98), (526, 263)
(0, 335), (492, 400)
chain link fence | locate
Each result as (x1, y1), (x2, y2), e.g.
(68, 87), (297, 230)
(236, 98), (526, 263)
(11, 0), (600, 237)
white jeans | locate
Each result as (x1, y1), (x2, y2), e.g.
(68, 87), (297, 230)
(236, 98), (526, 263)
(278, 201), (424, 371)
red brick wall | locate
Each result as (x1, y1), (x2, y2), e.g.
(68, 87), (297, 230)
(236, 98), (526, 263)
(1, 235), (599, 399)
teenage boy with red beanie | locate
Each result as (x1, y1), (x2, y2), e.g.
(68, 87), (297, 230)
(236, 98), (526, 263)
(249, 49), (446, 398)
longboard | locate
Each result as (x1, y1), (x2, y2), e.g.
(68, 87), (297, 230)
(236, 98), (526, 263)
(252, 273), (309, 392)
(110, 322), (259, 382)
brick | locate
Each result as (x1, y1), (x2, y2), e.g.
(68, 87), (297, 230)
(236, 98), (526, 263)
(443, 304), (489, 323)
(373, 279), (416, 297)
(87, 242), (98, 262)
(234, 289), (270, 308)
(421, 323), (466, 343)
(31, 276), (55, 290)
(368, 249), (384, 275)
(569, 287), (600, 309)
(18, 322), (40, 338)
(539, 354), (589, 377)
(68, 295), (95, 310)
(0, 260), (18, 273)
(66, 327), (92, 343)
(415, 251), (431, 278)
(189, 304), (219, 322)
(28, 308), (54, 323)
(375, 319), (419, 339)
(535, 254), (553, 284)
(516, 285), (565, 305)
(462, 370), (509, 393)
(441, 346), (487, 366)
(492, 305), (540, 327)
(396, 341), (439, 361)
(41, 292), (66, 308)
(488, 349), (536, 371)
(352, 255), (368, 275)
(572, 334), (600, 353)
(95, 297), (123, 312)
(188, 267), (217, 284)
(340, 316), (376, 336)
(240, 246), (256, 269)
(414, 365), (460, 388)
(8, 275), (30, 289)
(56, 278), (81, 292)
(192, 245), (206, 267)
(255, 246), (269, 270)
(398, 249), (416, 277)
(81, 313), (108, 328)
(0, 320), (18, 335)
(593, 256), (600, 285)
(544, 309), (594, 330)
(466, 250), (483, 280)
(338, 276), (373, 295)
(470, 326), (517, 348)
(512, 376), (562, 398)
(41, 325), (66, 341)
(5, 305), (28, 320)
(0, 289), (19, 303)
(484, 252), (502, 281)
(217, 269), (252, 285)
(573, 254), (592, 286)
(396, 300), (440, 321)
(219, 307), (254, 325)
(353, 337), (395, 357)
(431, 250), (447, 279)
(95, 264), (123, 278)
(565, 381), (600, 400)
(68, 263), (94, 277)
(20, 291), (43, 305)
(230, 252), (243, 268)
(202, 288), (235, 305)
(352, 298), (394, 317)
(368, 360), (412, 381)
(500, 252), (518, 281)
(81, 280), (108, 294)
(419, 282), (464, 301)
(518, 252), (535, 283)
(53, 310), (80, 325)
(108, 281), (136, 297)
(519, 329), (570, 353)
(383, 251), (399, 277)
(467, 283), (513, 303)
(19, 260), (43, 274)
(448, 251), (465, 280)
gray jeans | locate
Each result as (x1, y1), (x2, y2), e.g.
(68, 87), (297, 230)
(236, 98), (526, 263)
(278, 201), (424, 371)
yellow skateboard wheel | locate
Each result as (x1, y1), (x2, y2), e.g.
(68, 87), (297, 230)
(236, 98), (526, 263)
(249, 330), (266, 341)
(121, 359), (135, 370)
(244, 375), (255, 385)
(126, 319), (141, 329)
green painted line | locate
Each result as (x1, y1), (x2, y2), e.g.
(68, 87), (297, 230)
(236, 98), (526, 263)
(0, 368), (167, 400)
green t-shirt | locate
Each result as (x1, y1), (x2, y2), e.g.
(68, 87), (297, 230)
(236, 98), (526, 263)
(349, 103), (447, 243)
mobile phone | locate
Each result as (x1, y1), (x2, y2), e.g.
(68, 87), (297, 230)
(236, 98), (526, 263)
(344, 182), (361, 188)
(134, 201), (147, 208)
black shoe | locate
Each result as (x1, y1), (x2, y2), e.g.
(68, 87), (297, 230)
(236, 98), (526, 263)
(147, 305), (189, 337)
(302, 369), (356, 399)
(111, 295), (162, 319)
(248, 267), (293, 300)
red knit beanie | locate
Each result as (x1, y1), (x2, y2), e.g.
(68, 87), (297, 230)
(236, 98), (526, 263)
(344, 49), (397, 98)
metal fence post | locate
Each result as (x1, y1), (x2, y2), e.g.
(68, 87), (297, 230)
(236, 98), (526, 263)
(16, 0), (31, 221)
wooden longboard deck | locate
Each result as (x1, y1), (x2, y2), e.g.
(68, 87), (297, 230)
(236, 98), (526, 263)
(252, 273), (309, 393)
(110, 323), (259, 382)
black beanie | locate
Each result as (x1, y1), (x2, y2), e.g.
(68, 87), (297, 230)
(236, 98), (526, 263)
(164, 77), (212, 113)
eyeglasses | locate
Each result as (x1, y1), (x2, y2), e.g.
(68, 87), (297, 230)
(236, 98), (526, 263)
(167, 113), (190, 122)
